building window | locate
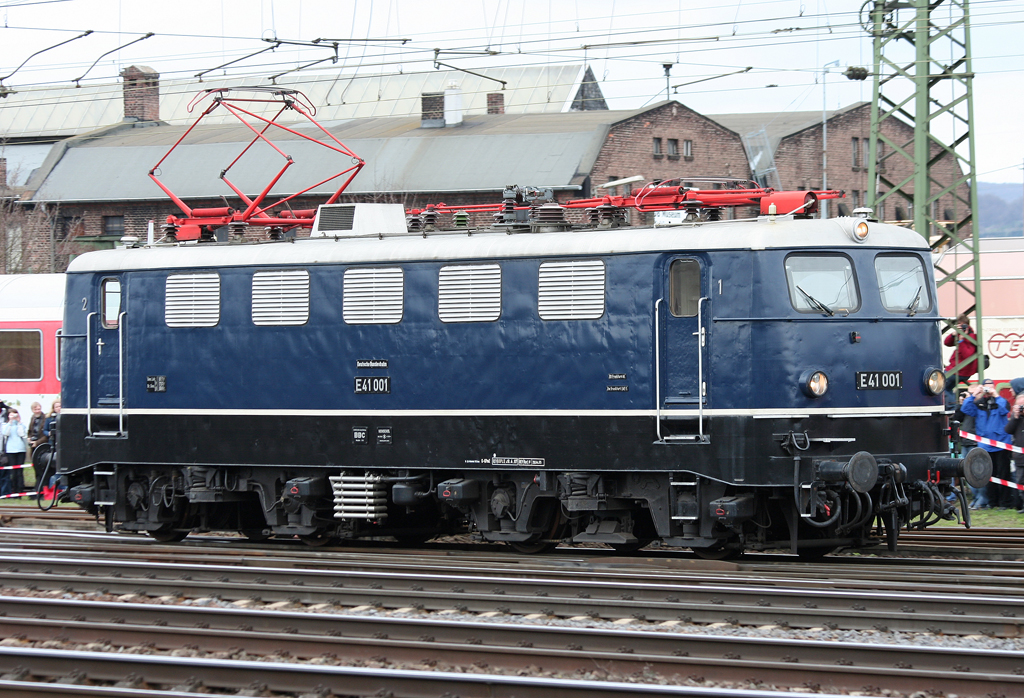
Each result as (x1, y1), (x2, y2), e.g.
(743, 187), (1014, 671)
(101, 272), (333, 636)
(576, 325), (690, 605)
(606, 175), (618, 197)
(60, 216), (83, 241)
(667, 139), (680, 159)
(439, 264), (501, 323)
(101, 278), (121, 329)
(652, 137), (663, 157)
(102, 215), (125, 236)
(538, 260), (605, 320)
(165, 273), (221, 328)
(852, 190), (860, 209)
(343, 267), (404, 324)
(252, 270), (310, 326)
(0, 330), (42, 380)
(852, 137), (861, 168)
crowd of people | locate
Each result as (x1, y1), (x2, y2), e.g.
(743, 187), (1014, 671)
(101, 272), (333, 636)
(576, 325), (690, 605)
(946, 314), (1024, 512)
(0, 399), (60, 498)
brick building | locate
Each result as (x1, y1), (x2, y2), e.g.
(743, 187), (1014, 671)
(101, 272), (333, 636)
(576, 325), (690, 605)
(710, 103), (968, 225)
(17, 72), (750, 270)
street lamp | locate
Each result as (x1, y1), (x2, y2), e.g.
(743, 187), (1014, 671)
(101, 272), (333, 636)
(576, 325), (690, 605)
(821, 60), (840, 219)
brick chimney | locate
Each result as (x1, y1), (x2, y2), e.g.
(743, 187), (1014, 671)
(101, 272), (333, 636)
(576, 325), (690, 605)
(487, 92), (505, 115)
(121, 65), (160, 122)
(421, 92), (444, 128)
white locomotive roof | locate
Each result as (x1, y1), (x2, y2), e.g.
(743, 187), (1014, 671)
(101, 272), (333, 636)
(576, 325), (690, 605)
(66, 216), (928, 274)
(0, 274), (66, 321)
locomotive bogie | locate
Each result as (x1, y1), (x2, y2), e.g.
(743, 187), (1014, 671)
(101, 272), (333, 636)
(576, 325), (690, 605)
(54, 210), (987, 555)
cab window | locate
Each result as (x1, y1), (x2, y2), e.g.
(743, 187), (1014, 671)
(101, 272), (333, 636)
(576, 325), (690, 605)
(875, 254), (931, 314)
(784, 254), (859, 315)
(101, 278), (121, 329)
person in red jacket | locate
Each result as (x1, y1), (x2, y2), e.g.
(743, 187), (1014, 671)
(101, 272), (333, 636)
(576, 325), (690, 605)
(944, 313), (978, 405)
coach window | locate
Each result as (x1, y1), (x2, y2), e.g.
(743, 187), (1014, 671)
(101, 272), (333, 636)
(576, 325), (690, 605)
(669, 259), (700, 317)
(0, 330), (42, 380)
(875, 254), (932, 314)
(784, 254), (860, 315)
(101, 278), (121, 329)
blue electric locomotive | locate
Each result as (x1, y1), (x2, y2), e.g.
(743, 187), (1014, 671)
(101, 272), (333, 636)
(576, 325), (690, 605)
(54, 196), (991, 557)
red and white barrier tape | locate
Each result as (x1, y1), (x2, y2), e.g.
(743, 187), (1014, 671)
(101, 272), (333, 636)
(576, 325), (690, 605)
(958, 430), (1024, 454)
(990, 477), (1024, 492)
(0, 462), (31, 471)
(958, 430), (1024, 490)
(0, 491), (37, 499)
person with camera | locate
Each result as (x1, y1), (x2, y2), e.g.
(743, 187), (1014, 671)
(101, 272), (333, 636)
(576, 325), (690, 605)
(1, 408), (28, 497)
(1005, 386), (1024, 513)
(944, 313), (978, 407)
(961, 379), (1013, 508)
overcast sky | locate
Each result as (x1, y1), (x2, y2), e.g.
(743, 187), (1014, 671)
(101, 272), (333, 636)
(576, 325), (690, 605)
(1, 0), (1021, 186)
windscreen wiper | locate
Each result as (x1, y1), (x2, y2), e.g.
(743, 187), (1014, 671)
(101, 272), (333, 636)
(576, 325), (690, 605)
(796, 285), (835, 316)
(906, 286), (922, 316)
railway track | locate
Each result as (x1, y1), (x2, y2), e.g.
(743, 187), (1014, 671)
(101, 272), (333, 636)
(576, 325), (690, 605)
(1, 527), (1023, 696)
(1, 528), (1023, 637)
(0, 593), (1021, 697)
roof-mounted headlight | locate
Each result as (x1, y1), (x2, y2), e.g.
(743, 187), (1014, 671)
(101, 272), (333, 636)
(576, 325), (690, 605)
(848, 219), (870, 243)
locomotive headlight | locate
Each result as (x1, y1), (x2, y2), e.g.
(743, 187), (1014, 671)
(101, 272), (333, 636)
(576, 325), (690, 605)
(800, 370), (830, 398)
(924, 368), (945, 396)
(850, 220), (870, 243)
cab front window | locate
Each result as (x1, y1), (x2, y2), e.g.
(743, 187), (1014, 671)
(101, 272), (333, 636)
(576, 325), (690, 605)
(784, 254), (859, 315)
(875, 254), (931, 314)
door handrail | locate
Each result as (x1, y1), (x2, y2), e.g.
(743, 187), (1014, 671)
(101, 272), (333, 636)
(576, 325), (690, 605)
(85, 312), (96, 435)
(655, 295), (710, 443)
(118, 310), (126, 435)
(693, 296), (709, 439)
(654, 298), (664, 442)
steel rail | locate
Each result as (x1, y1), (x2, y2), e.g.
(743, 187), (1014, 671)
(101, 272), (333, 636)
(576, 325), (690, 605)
(1, 551), (1022, 637)
(0, 646), (891, 698)
(0, 598), (1021, 697)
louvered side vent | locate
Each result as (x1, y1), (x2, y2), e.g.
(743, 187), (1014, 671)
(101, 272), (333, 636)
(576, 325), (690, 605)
(343, 267), (404, 324)
(252, 270), (310, 326)
(438, 264), (501, 323)
(316, 205), (356, 232)
(538, 260), (605, 320)
(165, 273), (220, 327)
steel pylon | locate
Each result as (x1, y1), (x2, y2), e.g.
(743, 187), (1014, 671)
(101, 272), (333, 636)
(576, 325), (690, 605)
(864, 0), (983, 380)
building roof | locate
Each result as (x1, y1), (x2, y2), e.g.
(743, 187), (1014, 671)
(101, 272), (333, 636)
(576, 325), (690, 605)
(28, 105), (661, 203)
(708, 102), (867, 153)
(0, 64), (599, 140)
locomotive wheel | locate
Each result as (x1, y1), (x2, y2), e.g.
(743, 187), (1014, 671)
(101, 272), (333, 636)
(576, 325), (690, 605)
(508, 539), (558, 554)
(796, 545), (839, 561)
(691, 544), (742, 560)
(241, 529), (271, 542)
(299, 530), (336, 547)
(148, 527), (189, 543)
(609, 540), (652, 554)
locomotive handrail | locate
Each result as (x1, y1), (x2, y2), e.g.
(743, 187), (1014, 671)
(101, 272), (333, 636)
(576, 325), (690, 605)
(85, 312), (96, 436)
(655, 298), (663, 442)
(118, 310), (126, 436)
(654, 296), (710, 444)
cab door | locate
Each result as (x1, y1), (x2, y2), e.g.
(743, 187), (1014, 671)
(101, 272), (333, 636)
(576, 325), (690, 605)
(657, 257), (710, 441)
(87, 276), (126, 435)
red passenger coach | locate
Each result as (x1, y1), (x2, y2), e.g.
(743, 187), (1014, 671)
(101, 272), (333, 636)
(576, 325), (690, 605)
(0, 275), (64, 412)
